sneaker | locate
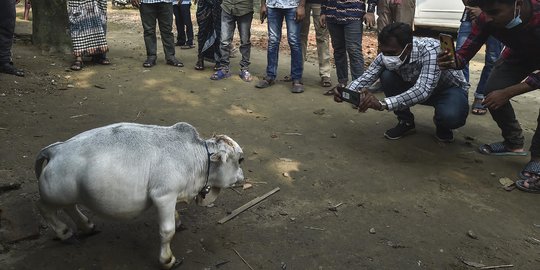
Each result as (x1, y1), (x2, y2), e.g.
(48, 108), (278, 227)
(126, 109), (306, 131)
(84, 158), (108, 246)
(239, 70), (253, 82)
(291, 80), (304, 93)
(435, 127), (454, 143)
(384, 121), (416, 140)
(255, 77), (275, 88)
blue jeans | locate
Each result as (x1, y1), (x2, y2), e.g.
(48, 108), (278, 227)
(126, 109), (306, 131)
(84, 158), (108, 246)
(219, 11), (253, 70)
(266, 7), (303, 81)
(326, 20), (364, 84)
(456, 20), (503, 99)
(381, 70), (469, 132)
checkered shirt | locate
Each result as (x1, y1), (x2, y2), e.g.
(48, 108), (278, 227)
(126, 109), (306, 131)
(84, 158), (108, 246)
(347, 37), (469, 111)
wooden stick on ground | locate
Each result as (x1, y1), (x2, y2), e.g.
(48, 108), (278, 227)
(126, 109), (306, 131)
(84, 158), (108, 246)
(480, 265), (514, 270)
(218, 187), (280, 224)
(232, 248), (254, 270)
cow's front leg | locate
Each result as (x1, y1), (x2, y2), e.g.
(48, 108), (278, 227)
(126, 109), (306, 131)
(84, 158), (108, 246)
(154, 195), (183, 269)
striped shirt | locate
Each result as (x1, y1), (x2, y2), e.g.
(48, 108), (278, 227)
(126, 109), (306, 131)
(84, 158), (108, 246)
(321, 0), (377, 24)
(348, 37), (469, 111)
(456, 0), (540, 89)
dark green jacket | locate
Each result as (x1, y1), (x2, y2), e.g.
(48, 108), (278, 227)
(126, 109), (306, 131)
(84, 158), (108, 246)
(221, 0), (254, 16)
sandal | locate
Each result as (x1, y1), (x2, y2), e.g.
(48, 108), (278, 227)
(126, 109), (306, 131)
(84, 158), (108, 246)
(324, 84), (344, 96)
(321, 76), (332, 87)
(516, 175), (540, 193)
(70, 60), (83, 71)
(166, 58), (184, 67)
(210, 69), (231, 80)
(180, 45), (195, 49)
(0, 62), (25, 76)
(478, 142), (528, 156)
(143, 58), (156, 68)
(194, 59), (204, 70)
(471, 98), (487, 115)
(518, 160), (540, 180)
(93, 54), (111, 65)
(213, 64), (220, 71)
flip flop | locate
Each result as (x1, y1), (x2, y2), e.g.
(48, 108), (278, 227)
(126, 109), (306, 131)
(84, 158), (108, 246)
(194, 59), (204, 70)
(210, 69), (231, 80)
(515, 176), (540, 193)
(518, 161), (540, 180)
(478, 142), (528, 156)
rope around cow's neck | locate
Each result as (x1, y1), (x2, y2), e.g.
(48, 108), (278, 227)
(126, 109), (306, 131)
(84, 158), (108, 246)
(199, 141), (212, 198)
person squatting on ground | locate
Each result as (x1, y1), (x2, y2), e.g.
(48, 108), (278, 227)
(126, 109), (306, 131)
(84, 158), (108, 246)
(195, 0), (222, 70)
(438, 0), (540, 193)
(300, 0), (332, 88)
(132, 0), (184, 68)
(0, 0), (24, 77)
(457, 0), (503, 116)
(376, 0), (415, 33)
(320, 0), (376, 93)
(210, 0), (254, 82)
(68, 0), (111, 71)
(256, 0), (306, 93)
(173, 0), (195, 49)
(336, 23), (469, 142)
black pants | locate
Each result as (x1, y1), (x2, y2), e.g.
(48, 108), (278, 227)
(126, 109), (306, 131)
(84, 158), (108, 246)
(485, 60), (540, 157)
(139, 3), (176, 60)
(173, 4), (193, 46)
(0, 0), (16, 64)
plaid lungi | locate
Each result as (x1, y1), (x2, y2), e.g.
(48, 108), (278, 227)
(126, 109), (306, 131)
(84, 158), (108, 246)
(68, 0), (109, 56)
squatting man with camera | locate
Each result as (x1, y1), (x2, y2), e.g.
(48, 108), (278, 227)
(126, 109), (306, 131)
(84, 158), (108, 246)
(334, 22), (469, 143)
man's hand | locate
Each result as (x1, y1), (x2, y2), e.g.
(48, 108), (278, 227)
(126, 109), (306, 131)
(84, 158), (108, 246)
(296, 6), (305, 22)
(358, 90), (382, 112)
(466, 6), (482, 21)
(364, 13), (375, 28)
(482, 89), (512, 110)
(437, 50), (459, 70)
(320, 14), (326, 28)
(260, 4), (267, 23)
(131, 0), (141, 8)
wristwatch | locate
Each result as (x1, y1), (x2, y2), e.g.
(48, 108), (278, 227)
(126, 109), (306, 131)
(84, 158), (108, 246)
(378, 99), (387, 111)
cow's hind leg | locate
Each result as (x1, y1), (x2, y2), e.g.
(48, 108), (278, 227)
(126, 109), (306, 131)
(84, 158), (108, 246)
(36, 199), (74, 241)
(65, 204), (99, 237)
(154, 195), (183, 269)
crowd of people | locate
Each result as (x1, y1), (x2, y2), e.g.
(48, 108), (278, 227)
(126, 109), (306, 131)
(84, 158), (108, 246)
(1, 0), (539, 193)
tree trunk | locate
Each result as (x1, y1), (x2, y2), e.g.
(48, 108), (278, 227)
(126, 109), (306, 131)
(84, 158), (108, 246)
(31, 0), (71, 54)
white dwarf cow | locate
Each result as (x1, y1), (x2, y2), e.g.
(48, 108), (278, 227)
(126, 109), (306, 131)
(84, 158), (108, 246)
(34, 122), (244, 269)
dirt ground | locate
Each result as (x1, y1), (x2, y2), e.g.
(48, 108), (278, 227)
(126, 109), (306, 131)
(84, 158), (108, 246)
(1, 4), (539, 270)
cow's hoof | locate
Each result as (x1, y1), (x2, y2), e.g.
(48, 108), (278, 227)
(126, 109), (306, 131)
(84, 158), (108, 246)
(162, 257), (183, 269)
(171, 258), (184, 269)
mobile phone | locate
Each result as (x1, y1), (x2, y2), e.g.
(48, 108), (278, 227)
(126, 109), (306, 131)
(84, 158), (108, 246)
(336, 86), (363, 106)
(439, 33), (457, 68)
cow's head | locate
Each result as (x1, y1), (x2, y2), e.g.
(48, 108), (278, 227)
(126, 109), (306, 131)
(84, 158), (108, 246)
(196, 135), (244, 206)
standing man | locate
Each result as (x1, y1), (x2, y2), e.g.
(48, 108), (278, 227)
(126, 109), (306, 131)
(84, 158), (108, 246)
(210, 0), (254, 82)
(300, 0), (332, 88)
(132, 0), (184, 68)
(173, 0), (195, 49)
(438, 0), (540, 193)
(0, 0), (24, 77)
(320, 0), (376, 91)
(376, 0), (416, 32)
(256, 0), (306, 93)
(456, 0), (503, 115)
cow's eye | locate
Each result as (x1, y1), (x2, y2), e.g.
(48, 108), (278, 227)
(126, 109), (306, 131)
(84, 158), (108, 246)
(239, 158), (244, 164)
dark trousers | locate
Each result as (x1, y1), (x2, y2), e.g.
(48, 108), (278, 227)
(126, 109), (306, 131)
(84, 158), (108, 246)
(173, 4), (194, 46)
(219, 11), (253, 70)
(140, 3), (176, 61)
(381, 70), (469, 132)
(0, 0), (16, 64)
(326, 20), (364, 84)
(485, 60), (540, 155)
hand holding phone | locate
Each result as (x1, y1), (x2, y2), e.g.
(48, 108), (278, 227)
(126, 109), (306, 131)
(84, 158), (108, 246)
(334, 86), (363, 106)
(438, 33), (457, 69)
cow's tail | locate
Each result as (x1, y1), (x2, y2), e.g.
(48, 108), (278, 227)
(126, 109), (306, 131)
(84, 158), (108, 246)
(35, 142), (62, 180)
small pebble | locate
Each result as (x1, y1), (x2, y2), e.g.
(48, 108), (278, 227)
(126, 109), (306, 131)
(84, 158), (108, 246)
(369, 228), (376, 234)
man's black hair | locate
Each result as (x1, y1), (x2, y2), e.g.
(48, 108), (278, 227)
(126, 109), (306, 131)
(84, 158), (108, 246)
(378, 22), (413, 48)
(477, 0), (517, 8)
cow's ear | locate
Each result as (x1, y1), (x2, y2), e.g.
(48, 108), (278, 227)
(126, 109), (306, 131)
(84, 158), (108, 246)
(210, 150), (228, 163)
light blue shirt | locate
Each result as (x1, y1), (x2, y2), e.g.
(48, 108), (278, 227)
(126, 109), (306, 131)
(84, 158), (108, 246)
(266, 0), (299, 9)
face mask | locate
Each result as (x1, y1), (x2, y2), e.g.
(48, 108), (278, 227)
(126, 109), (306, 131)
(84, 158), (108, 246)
(505, 0), (522, 29)
(382, 44), (409, 70)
